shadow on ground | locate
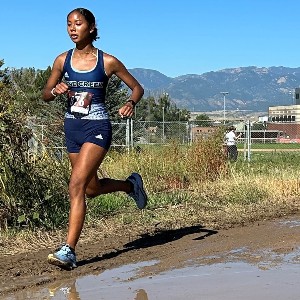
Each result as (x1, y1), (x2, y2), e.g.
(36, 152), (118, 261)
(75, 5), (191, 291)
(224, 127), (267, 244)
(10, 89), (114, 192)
(78, 225), (218, 267)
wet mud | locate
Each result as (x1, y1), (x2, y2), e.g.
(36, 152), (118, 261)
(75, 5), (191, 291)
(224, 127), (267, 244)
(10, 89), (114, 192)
(1, 214), (300, 299)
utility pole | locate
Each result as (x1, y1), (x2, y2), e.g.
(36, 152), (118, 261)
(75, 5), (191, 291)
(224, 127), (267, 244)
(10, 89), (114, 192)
(162, 106), (165, 142)
(220, 92), (229, 124)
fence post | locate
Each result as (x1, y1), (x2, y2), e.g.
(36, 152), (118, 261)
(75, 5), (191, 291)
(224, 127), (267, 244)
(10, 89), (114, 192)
(130, 118), (134, 149)
(243, 122), (247, 161)
(188, 122), (193, 145)
(247, 120), (251, 161)
(186, 122), (189, 144)
(126, 118), (130, 153)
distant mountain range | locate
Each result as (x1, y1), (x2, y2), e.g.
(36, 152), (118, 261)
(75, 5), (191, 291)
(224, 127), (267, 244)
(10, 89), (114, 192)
(128, 66), (300, 112)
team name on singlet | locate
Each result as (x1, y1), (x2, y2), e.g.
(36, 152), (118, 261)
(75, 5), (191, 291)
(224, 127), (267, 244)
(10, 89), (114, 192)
(66, 80), (104, 88)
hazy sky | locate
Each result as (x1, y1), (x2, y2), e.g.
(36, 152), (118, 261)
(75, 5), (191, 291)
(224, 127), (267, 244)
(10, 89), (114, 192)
(1, 0), (299, 77)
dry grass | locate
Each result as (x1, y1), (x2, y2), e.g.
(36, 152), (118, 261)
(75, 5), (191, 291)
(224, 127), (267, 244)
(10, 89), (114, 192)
(1, 185), (299, 256)
(1, 138), (300, 256)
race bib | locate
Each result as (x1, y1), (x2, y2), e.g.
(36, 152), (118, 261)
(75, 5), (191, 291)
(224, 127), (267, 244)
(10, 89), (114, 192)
(69, 91), (93, 115)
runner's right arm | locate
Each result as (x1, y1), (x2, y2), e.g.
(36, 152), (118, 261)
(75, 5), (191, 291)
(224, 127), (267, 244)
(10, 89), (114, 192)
(42, 53), (69, 101)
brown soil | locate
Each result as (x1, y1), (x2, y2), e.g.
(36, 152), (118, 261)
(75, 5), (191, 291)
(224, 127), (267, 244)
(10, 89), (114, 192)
(1, 213), (300, 297)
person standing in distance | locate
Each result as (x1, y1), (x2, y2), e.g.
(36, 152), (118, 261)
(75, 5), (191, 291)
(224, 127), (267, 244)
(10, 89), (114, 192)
(43, 8), (147, 269)
(224, 126), (241, 161)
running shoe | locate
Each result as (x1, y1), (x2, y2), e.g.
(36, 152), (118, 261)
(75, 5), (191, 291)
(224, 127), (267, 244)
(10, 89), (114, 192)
(47, 244), (77, 269)
(127, 172), (148, 209)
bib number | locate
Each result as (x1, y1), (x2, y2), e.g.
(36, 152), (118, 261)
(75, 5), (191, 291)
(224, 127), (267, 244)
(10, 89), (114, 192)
(69, 91), (93, 115)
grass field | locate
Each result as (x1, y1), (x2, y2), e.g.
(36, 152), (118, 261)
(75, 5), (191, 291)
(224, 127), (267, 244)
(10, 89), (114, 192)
(238, 142), (300, 150)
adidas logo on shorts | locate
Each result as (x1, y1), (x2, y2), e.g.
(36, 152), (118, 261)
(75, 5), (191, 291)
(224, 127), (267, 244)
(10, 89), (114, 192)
(95, 134), (103, 140)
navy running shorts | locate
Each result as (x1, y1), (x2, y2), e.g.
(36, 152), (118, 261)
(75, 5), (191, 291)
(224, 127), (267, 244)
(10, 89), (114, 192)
(64, 118), (112, 153)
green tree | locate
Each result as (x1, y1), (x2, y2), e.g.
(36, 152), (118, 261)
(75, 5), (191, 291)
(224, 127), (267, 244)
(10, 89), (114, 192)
(134, 93), (190, 122)
(252, 122), (265, 130)
(132, 93), (190, 143)
(134, 96), (156, 121)
(195, 113), (213, 127)
(6, 66), (64, 120)
(105, 75), (129, 121)
(0, 60), (10, 88)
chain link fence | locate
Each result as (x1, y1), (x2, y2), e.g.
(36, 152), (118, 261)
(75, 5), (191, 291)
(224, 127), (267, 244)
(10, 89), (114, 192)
(27, 118), (300, 161)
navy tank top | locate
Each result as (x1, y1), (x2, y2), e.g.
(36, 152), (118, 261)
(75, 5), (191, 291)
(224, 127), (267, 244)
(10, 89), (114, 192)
(62, 48), (109, 120)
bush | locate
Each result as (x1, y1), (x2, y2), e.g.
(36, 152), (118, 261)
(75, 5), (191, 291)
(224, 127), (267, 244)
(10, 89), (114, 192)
(0, 76), (70, 229)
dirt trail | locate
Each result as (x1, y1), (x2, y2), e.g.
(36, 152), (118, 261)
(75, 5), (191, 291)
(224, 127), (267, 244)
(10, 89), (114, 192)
(1, 213), (300, 297)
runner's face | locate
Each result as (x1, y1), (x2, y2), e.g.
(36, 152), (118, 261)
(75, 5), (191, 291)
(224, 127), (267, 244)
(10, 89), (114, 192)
(67, 12), (91, 43)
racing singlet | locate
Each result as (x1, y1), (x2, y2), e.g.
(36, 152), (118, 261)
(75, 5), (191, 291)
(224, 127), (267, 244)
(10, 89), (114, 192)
(62, 48), (109, 120)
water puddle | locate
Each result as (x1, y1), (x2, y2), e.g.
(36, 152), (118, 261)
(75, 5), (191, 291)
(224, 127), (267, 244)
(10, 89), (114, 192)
(5, 249), (300, 300)
(279, 219), (300, 228)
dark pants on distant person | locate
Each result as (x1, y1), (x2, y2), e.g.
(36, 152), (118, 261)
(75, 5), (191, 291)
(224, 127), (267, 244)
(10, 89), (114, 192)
(227, 145), (238, 161)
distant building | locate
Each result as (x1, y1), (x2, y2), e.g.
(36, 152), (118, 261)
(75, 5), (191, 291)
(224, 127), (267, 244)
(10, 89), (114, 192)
(295, 88), (300, 105)
(268, 104), (300, 123)
(268, 88), (300, 139)
(190, 126), (218, 141)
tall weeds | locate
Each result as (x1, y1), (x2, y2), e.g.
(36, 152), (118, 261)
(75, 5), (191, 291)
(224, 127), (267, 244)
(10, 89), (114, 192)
(0, 85), (70, 230)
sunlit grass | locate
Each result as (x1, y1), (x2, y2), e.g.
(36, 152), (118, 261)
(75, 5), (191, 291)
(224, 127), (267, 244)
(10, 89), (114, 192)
(1, 130), (300, 255)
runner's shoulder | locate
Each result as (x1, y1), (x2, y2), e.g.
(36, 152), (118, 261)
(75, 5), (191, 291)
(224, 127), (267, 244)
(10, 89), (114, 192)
(56, 51), (68, 62)
(53, 51), (69, 69)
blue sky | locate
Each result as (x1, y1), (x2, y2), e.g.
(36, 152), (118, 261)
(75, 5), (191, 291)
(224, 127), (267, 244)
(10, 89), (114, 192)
(1, 0), (300, 78)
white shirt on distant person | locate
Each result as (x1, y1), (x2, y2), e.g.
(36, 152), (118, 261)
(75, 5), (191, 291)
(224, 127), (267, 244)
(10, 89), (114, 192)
(225, 131), (237, 146)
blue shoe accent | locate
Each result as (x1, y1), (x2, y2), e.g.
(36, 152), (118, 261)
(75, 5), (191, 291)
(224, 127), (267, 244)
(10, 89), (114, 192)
(127, 172), (148, 209)
(47, 244), (77, 269)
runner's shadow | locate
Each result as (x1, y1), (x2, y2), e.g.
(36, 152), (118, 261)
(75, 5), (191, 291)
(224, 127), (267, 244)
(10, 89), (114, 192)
(123, 225), (218, 248)
(78, 225), (217, 267)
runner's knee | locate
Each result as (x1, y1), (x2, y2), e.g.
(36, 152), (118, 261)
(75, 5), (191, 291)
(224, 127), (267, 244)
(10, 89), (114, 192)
(69, 175), (87, 198)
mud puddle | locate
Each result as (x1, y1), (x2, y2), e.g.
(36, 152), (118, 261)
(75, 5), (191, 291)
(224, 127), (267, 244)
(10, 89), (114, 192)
(2, 216), (300, 299)
(4, 248), (300, 300)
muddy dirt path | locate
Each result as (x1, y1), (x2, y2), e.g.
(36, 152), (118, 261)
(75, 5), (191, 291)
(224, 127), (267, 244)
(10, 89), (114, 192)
(1, 213), (300, 297)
